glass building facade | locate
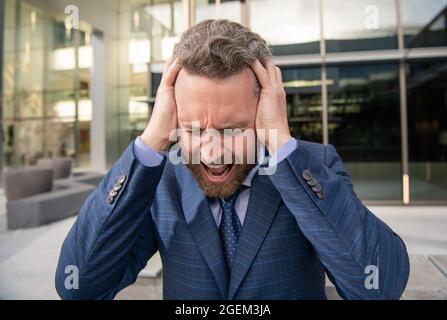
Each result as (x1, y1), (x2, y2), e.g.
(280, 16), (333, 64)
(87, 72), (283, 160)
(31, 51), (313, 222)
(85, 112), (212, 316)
(2, 0), (93, 168)
(1, 0), (447, 205)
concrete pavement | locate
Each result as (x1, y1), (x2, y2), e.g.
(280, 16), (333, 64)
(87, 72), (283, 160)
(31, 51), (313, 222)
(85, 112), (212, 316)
(0, 189), (446, 300)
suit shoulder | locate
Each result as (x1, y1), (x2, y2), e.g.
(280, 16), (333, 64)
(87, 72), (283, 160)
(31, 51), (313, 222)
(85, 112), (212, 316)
(296, 138), (327, 153)
(297, 138), (325, 149)
(296, 139), (329, 164)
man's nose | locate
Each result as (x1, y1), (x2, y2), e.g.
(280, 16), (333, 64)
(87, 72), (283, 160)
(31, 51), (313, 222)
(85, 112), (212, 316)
(200, 141), (224, 165)
(200, 130), (226, 164)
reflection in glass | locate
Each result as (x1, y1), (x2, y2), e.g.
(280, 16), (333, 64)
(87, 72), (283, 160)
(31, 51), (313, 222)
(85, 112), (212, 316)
(143, 0), (187, 62)
(251, 0), (320, 55)
(323, 0), (397, 53)
(14, 120), (45, 166)
(401, 0), (447, 48)
(1, 0), (91, 168)
(281, 67), (323, 142)
(195, 0), (243, 24)
(116, 1), (187, 150)
(327, 63), (401, 200)
(44, 120), (76, 159)
(407, 59), (447, 200)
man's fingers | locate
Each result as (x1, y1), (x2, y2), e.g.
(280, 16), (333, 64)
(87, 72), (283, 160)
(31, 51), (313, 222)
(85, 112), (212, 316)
(162, 56), (175, 75)
(265, 59), (278, 86)
(251, 59), (271, 89)
(275, 67), (283, 85)
(162, 58), (182, 86)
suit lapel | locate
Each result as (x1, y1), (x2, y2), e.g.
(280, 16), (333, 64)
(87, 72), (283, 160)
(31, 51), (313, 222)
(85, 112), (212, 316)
(227, 173), (282, 299)
(175, 164), (229, 298)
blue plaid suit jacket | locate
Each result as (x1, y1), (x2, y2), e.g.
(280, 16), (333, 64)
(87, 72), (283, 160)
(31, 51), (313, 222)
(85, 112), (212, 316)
(55, 139), (409, 300)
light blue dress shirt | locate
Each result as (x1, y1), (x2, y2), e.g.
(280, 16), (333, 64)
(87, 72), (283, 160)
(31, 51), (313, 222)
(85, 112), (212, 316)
(133, 136), (298, 227)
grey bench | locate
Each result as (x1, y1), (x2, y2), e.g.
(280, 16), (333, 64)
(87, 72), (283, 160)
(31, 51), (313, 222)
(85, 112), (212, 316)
(6, 171), (104, 230)
(7, 181), (95, 230)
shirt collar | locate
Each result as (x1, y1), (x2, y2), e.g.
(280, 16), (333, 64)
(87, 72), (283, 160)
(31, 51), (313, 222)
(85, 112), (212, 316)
(241, 145), (268, 188)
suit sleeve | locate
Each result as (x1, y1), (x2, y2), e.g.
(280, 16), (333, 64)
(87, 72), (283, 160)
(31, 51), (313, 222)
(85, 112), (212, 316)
(55, 139), (166, 299)
(268, 142), (410, 300)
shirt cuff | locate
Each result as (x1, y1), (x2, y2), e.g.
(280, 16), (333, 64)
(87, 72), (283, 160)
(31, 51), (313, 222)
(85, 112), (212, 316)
(133, 136), (165, 167)
(268, 138), (298, 167)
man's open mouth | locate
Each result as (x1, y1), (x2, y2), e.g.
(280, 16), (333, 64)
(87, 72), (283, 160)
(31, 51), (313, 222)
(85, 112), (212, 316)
(200, 162), (235, 183)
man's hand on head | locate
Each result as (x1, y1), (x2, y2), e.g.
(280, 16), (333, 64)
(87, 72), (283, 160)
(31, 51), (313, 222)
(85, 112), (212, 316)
(140, 56), (182, 151)
(251, 59), (292, 155)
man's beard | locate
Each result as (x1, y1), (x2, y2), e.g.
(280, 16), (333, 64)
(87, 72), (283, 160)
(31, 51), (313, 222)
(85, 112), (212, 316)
(186, 163), (256, 199)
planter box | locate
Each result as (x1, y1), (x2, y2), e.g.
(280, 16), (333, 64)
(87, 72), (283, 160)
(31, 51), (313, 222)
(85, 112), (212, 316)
(6, 181), (95, 230)
(4, 167), (53, 201)
(37, 158), (72, 179)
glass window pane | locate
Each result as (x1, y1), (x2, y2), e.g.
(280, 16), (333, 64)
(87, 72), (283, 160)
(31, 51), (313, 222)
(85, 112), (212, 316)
(14, 119), (45, 166)
(327, 63), (402, 200)
(407, 59), (447, 200)
(144, 0), (188, 62)
(44, 119), (76, 158)
(19, 48), (45, 92)
(17, 91), (44, 118)
(3, 0), (16, 53)
(323, 0), (398, 53)
(282, 66), (323, 142)
(2, 120), (15, 167)
(2, 95), (15, 120)
(47, 90), (77, 120)
(402, 0), (447, 48)
(18, 2), (47, 51)
(251, 0), (320, 55)
(1, 0), (92, 169)
(196, 0), (243, 24)
(2, 52), (15, 96)
(115, 0), (188, 153)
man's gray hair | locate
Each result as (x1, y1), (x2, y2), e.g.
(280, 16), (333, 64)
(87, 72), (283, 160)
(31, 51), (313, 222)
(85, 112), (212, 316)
(173, 19), (272, 79)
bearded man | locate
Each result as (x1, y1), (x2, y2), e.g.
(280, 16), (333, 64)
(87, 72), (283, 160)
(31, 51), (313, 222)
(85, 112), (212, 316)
(56, 19), (409, 300)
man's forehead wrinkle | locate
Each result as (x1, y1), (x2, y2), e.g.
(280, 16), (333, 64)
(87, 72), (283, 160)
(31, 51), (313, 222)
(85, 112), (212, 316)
(177, 67), (257, 93)
(176, 67), (258, 131)
(181, 99), (256, 128)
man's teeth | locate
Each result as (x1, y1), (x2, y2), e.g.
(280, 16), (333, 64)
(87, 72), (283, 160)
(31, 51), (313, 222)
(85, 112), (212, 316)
(206, 164), (224, 169)
(203, 163), (230, 176)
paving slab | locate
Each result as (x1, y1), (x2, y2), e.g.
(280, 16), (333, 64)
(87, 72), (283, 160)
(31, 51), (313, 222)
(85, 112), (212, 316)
(116, 273), (163, 300)
(1, 199), (447, 300)
(428, 255), (447, 278)
(402, 255), (447, 300)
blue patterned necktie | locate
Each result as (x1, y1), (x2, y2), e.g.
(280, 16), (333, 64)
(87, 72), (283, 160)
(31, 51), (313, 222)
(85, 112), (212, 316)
(219, 188), (244, 271)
